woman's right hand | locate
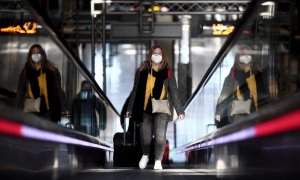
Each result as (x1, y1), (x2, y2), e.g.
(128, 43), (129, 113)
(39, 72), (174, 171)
(215, 114), (221, 122)
(125, 111), (132, 118)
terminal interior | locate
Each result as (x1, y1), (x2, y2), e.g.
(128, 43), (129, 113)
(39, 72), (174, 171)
(1, 0), (300, 180)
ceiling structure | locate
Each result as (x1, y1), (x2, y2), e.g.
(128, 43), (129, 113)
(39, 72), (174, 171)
(0, 0), (251, 44)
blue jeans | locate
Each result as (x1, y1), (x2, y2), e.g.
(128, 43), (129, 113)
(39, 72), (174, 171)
(140, 112), (169, 161)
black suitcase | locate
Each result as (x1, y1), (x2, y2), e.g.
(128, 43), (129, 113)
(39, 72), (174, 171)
(113, 120), (142, 167)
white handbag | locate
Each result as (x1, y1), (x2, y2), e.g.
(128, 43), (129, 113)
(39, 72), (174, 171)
(151, 98), (171, 115)
(150, 68), (171, 115)
(230, 99), (252, 116)
(23, 97), (41, 112)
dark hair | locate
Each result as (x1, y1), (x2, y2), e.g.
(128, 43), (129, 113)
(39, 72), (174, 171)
(139, 44), (168, 71)
(234, 46), (263, 73)
(81, 80), (92, 90)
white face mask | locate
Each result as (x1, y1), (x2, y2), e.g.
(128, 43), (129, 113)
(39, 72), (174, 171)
(80, 90), (92, 100)
(32, 53), (41, 63)
(151, 54), (162, 64)
(239, 55), (252, 64)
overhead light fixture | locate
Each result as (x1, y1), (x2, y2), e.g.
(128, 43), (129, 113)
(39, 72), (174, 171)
(91, 0), (103, 17)
(238, 4), (247, 12)
(260, 1), (275, 18)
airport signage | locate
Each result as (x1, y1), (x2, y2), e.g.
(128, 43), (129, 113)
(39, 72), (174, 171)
(0, 22), (37, 34)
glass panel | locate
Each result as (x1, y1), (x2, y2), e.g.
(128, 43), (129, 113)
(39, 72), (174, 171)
(176, 0), (299, 148)
(0, 1), (120, 145)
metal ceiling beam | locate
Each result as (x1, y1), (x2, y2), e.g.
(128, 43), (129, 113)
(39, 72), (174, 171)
(0, 0), (28, 13)
(106, 0), (250, 15)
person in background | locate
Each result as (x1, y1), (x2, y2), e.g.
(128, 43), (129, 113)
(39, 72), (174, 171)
(126, 44), (185, 170)
(71, 80), (106, 136)
(15, 44), (63, 123)
(215, 45), (269, 128)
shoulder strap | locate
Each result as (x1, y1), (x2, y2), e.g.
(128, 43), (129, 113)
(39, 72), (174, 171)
(22, 67), (27, 78)
(151, 68), (153, 97)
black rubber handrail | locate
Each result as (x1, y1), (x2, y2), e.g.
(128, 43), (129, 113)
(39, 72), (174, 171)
(0, 105), (113, 149)
(175, 89), (300, 152)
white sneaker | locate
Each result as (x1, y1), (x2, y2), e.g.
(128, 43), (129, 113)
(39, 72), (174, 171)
(154, 160), (163, 170)
(139, 155), (149, 169)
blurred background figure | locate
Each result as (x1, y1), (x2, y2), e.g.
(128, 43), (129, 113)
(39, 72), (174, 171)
(71, 80), (106, 136)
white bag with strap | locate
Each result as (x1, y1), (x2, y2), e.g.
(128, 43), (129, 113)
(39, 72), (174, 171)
(23, 97), (41, 112)
(150, 68), (171, 115)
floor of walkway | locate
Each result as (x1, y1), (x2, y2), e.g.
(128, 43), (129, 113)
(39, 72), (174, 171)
(66, 168), (220, 180)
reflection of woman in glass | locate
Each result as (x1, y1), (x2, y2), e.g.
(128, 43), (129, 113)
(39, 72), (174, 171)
(215, 45), (269, 128)
(15, 44), (63, 123)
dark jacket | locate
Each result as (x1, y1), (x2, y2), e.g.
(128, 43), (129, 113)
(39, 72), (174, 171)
(127, 63), (184, 122)
(15, 65), (63, 123)
(71, 91), (106, 136)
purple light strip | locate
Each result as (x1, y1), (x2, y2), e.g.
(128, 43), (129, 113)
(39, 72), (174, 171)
(212, 127), (255, 145)
(175, 127), (255, 153)
(22, 125), (114, 152)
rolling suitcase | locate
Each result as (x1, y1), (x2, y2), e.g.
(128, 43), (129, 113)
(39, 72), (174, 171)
(113, 119), (142, 167)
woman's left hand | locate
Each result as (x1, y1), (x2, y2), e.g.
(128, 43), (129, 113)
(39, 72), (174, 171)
(178, 114), (185, 120)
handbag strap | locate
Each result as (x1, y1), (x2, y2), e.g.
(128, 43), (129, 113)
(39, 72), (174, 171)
(150, 68), (153, 98)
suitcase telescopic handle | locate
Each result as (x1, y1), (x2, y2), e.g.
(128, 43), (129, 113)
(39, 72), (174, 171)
(123, 117), (136, 146)
(133, 121), (136, 146)
(123, 117), (128, 146)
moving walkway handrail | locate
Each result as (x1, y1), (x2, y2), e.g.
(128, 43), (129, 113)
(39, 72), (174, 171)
(176, 90), (300, 153)
(21, 0), (119, 116)
(0, 104), (113, 151)
(0, 104), (112, 179)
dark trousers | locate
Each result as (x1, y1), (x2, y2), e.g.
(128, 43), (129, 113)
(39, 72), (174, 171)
(140, 112), (169, 161)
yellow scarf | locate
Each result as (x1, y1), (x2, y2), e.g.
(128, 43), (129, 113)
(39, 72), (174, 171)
(28, 72), (50, 110)
(236, 74), (258, 111)
(144, 71), (166, 110)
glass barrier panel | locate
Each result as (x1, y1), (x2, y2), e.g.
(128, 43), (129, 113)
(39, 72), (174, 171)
(175, 0), (300, 148)
(0, 1), (120, 146)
